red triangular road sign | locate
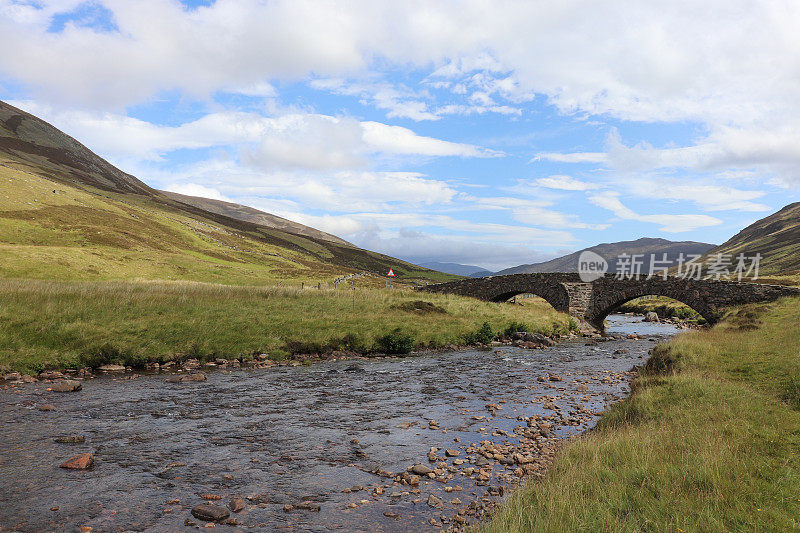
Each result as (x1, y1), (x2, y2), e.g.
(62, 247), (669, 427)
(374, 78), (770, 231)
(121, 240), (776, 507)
(387, 269), (396, 277)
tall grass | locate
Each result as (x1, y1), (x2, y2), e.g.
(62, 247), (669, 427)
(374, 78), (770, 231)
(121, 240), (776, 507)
(0, 279), (569, 373)
(487, 297), (800, 532)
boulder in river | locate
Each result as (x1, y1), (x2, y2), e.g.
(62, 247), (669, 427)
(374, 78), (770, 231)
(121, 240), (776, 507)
(38, 404), (56, 411)
(228, 496), (245, 513)
(190, 503), (230, 522)
(50, 380), (82, 392)
(39, 371), (66, 380)
(427, 494), (443, 508)
(644, 312), (659, 322)
(97, 364), (126, 372)
(165, 372), (206, 383)
(409, 464), (434, 475)
(60, 453), (94, 470)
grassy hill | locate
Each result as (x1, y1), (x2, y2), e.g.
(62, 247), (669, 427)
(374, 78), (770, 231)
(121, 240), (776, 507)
(161, 189), (353, 246)
(703, 202), (800, 280)
(0, 100), (453, 285)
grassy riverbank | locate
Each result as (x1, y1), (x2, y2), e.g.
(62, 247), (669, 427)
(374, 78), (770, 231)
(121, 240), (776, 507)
(488, 296), (800, 532)
(616, 295), (704, 323)
(0, 279), (572, 374)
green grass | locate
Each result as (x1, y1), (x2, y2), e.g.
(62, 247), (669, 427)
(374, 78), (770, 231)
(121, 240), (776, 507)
(487, 297), (800, 532)
(0, 279), (571, 374)
(616, 295), (704, 322)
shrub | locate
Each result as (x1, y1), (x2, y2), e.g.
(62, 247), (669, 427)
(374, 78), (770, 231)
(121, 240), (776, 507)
(642, 344), (680, 375)
(375, 329), (415, 354)
(79, 342), (133, 368)
(502, 321), (529, 337)
(465, 322), (494, 345)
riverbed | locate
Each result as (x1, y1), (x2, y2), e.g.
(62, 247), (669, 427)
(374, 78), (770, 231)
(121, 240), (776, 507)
(0, 316), (677, 532)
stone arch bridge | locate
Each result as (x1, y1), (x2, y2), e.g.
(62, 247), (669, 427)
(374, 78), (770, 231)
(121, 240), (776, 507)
(420, 273), (799, 331)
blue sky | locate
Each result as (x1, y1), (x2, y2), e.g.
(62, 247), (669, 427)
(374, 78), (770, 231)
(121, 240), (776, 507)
(2, 0), (799, 270)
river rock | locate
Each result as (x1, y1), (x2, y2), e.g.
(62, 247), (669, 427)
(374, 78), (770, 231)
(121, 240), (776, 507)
(191, 503), (229, 522)
(644, 312), (659, 322)
(409, 464), (433, 475)
(55, 435), (86, 444)
(445, 449), (460, 457)
(182, 359), (201, 370)
(3, 372), (21, 381)
(50, 380), (82, 392)
(228, 496), (245, 513)
(97, 364), (126, 372)
(21, 374), (38, 383)
(295, 501), (321, 512)
(165, 372), (206, 383)
(524, 332), (556, 346)
(39, 371), (65, 380)
(38, 404), (56, 411)
(427, 494), (443, 508)
(60, 453), (93, 470)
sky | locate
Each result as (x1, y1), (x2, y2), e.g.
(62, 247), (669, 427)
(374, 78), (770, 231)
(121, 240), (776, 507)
(1, 0), (799, 271)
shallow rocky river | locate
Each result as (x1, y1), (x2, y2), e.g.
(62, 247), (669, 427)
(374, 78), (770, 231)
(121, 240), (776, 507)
(0, 316), (678, 532)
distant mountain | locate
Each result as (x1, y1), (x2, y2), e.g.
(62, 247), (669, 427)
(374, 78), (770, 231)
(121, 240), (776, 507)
(704, 202), (800, 277)
(419, 262), (493, 277)
(161, 190), (352, 246)
(495, 238), (716, 275)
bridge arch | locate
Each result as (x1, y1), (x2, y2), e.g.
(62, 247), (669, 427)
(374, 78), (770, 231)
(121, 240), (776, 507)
(488, 284), (571, 314)
(586, 278), (718, 330)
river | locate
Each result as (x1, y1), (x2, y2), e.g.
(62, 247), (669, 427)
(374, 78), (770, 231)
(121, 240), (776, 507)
(0, 315), (678, 532)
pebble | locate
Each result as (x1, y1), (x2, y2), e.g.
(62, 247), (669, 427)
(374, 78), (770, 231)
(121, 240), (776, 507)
(228, 497), (245, 513)
(191, 504), (229, 522)
(427, 494), (443, 509)
(409, 464), (433, 475)
(60, 453), (93, 470)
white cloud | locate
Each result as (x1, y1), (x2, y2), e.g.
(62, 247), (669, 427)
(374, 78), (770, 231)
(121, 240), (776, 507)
(472, 197), (607, 230)
(8, 101), (496, 168)
(624, 180), (771, 212)
(4, 0), (800, 136)
(361, 122), (499, 158)
(164, 183), (229, 201)
(536, 175), (600, 191)
(533, 152), (608, 164)
(589, 192), (722, 232)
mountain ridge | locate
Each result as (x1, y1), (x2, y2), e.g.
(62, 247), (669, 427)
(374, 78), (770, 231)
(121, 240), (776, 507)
(495, 237), (717, 276)
(161, 190), (353, 247)
(702, 202), (800, 277)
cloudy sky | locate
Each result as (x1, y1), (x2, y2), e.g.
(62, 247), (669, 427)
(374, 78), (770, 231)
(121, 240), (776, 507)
(2, 0), (799, 270)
